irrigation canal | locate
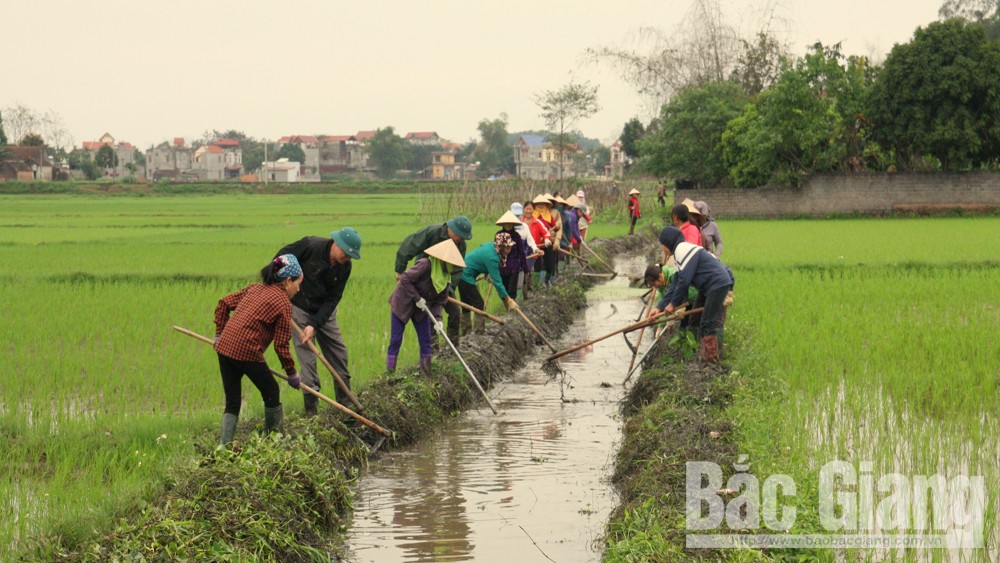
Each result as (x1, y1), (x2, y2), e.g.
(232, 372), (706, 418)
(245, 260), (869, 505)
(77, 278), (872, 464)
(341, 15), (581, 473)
(344, 258), (647, 562)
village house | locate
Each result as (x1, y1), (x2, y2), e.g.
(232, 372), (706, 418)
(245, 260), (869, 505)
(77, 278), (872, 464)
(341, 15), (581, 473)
(145, 137), (194, 181)
(318, 135), (367, 173)
(81, 132), (137, 178)
(607, 140), (625, 179)
(429, 151), (462, 180)
(276, 135), (321, 180)
(192, 138), (243, 181)
(260, 158), (300, 182)
(0, 145), (55, 181)
(514, 134), (557, 180)
(404, 131), (440, 146)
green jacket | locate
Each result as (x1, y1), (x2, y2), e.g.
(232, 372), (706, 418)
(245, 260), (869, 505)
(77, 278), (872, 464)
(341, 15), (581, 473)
(460, 242), (509, 300)
(656, 263), (697, 305)
(395, 223), (466, 285)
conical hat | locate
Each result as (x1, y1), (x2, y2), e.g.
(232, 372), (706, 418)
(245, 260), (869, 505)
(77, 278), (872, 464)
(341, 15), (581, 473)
(424, 239), (465, 268)
(552, 195), (568, 205)
(681, 198), (701, 215)
(628, 188), (640, 195)
(495, 210), (521, 225)
(564, 194), (582, 208)
(542, 192), (555, 200)
(532, 194), (551, 205)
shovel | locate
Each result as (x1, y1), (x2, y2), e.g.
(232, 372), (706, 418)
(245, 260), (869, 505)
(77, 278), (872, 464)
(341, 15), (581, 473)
(172, 326), (392, 444)
(417, 301), (498, 415)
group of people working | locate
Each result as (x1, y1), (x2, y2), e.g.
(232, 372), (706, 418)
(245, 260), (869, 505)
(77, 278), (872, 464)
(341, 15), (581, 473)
(208, 191), (594, 447)
(642, 198), (732, 364)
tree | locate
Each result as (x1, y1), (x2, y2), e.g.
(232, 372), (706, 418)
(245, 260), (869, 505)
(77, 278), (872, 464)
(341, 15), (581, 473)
(95, 144), (118, 171)
(866, 19), (1000, 170)
(367, 127), (407, 179)
(275, 142), (306, 165)
(405, 143), (438, 173)
(640, 81), (748, 186)
(473, 114), (515, 175)
(0, 110), (7, 146)
(0, 104), (73, 150)
(534, 80), (600, 185)
(20, 133), (45, 146)
(619, 117), (646, 160)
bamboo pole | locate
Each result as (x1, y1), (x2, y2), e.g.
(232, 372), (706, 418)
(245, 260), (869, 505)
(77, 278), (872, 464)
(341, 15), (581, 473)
(447, 297), (504, 324)
(579, 238), (617, 275)
(544, 307), (701, 362)
(417, 303), (498, 415)
(290, 320), (362, 412)
(627, 292), (657, 374)
(513, 307), (557, 354)
(172, 326), (391, 437)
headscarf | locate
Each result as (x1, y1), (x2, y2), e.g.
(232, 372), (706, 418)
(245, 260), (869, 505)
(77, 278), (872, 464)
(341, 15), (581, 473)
(429, 257), (451, 293)
(533, 202), (552, 223)
(273, 254), (302, 279)
(494, 232), (514, 269)
(695, 201), (713, 222)
(658, 227), (685, 254)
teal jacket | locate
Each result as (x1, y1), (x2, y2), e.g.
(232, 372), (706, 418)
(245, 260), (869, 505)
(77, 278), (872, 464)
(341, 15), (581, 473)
(460, 242), (509, 300)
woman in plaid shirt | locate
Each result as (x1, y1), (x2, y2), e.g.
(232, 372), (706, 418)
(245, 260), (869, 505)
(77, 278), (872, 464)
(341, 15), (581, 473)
(213, 254), (303, 447)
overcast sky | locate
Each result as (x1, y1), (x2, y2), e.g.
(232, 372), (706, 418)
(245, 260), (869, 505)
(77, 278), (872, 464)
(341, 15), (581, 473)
(5, 0), (942, 149)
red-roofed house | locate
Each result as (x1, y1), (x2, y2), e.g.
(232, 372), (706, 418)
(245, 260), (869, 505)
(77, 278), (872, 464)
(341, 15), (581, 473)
(80, 133), (137, 178)
(1, 146), (55, 181)
(354, 130), (376, 142)
(404, 131), (441, 146)
(319, 134), (367, 173)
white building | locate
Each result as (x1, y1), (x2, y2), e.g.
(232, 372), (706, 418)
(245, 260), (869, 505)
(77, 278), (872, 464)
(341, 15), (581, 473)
(261, 158), (300, 182)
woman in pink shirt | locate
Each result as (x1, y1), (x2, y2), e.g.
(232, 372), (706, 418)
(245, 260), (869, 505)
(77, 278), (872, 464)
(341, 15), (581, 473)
(671, 203), (702, 246)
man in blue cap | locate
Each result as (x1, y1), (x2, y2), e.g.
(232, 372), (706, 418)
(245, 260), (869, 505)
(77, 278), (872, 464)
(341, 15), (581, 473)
(274, 227), (361, 414)
(395, 216), (473, 346)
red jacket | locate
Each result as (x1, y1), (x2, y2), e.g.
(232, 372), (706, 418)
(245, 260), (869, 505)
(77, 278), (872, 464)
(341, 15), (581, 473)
(680, 221), (702, 246)
(628, 196), (641, 218)
(529, 219), (552, 248)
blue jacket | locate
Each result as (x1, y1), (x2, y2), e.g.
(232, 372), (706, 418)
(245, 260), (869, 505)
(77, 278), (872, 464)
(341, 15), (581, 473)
(658, 242), (734, 309)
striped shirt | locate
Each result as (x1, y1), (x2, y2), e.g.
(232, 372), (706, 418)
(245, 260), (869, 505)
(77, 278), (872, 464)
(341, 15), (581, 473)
(213, 283), (296, 376)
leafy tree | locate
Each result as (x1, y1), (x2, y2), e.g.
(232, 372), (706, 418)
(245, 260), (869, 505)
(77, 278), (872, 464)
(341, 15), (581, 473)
(731, 32), (786, 95)
(619, 117), (646, 160)
(473, 114), (515, 175)
(534, 80), (600, 185)
(275, 142), (306, 164)
(866, 19), (1000, 170)
(69, 151), (101, 180)
(20, 133), (44, 146)
(95, 144), (118, 171)
(640, 81), (748, 186)
(405, 143), (439, 173)
(0, 110), (7, 146)
(367, 127), (407, 179)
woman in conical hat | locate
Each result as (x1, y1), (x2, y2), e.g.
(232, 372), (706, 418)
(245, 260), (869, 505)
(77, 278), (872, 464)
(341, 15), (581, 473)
(387, 239), (466, 377)
(627, 188), (641, 235)
(531, 194), (559, 287)
(496, 209), (532, 301)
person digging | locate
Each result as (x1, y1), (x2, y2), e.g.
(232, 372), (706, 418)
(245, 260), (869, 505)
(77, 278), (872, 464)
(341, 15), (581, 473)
(386, 239), (467, 378)
(459, 232), (520, 332)
(274, 227), (361, 416)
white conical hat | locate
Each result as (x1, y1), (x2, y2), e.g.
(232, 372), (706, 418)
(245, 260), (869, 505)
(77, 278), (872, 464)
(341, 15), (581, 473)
(425, 239), (466, 268)
(628, 188), (640, 195)
(495, 210), (521, 225)
(532, 194), (552, 205)
(564, 194), (582, 208)
(681, 198), (701, 215)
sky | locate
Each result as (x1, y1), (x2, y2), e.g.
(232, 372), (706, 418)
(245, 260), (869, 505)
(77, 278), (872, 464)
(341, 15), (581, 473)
(4, 0), (944, 150)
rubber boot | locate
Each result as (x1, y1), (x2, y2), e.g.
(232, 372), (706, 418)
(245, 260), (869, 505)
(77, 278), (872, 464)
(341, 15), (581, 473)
(334, 374), (352, 405)
(219, 412), (238, 448)
(303, 393), (318, 417)
(538, 270), (548, 287)
(460, 311), (472, 336)
(419, 355), (432, 378)
(263, 405), (283, 435)
(700, 335), (719, 364)
(386, 354), (398, 374)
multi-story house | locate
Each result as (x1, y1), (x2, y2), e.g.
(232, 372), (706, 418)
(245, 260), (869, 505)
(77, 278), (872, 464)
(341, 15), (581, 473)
(430, 151), (462, 180)
(404, 131), (440, 146)
(318, 135), (367, 173)
(276, 135), (321, 180)
(81, 132), (137, 178)
(145, 138), (193, 180)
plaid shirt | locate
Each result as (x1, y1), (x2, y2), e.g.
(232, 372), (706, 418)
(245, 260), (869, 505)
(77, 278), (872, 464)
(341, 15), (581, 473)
(213, 283), (296, 376)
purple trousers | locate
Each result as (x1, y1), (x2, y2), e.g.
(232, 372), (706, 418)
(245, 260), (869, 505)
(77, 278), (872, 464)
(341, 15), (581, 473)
(388, 313), (433, 358)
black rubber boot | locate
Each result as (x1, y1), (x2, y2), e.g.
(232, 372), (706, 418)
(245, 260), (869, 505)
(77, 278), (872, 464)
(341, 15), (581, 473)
(303, 393), (318, 417)
(263, 405), (283, 435)
(419, 355), (432, 378)
(220, 413), (238, 448)
(334, 375), (352, 405)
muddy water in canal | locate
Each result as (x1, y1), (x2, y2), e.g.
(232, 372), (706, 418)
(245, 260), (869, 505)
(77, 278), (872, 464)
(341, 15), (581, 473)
(345, 263), (648, 562)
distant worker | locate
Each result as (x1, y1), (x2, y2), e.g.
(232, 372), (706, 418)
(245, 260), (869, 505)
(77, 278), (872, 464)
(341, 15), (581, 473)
(656, 182), (667, 207)
(386, 239), (466, 377)
(213, 255), (303, 447)
(395, 216), (474, 344)
(627, 188), (641, 235)
(575, 190), (592, 241)
(274, 227), (361, 415)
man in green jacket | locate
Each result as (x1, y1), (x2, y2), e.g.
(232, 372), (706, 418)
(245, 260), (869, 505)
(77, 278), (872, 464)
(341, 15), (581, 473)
(395, 216), (473, 344)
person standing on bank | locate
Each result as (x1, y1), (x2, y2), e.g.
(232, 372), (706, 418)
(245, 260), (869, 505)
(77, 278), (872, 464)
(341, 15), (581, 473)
(395, 216), (474, 345)
(387, 239), (466, 378)
(650, 227), (734, 363)
(656, 182), (667, 207)
(627, 188), (641, 235)
(672, 202), (703, 247)
(496, 209), (532, 301)
(575, 190), (592, 241)
(213, 254), (303, 447)
(695, 201), (724, 257)
(459, 232), (520, 331)
(531, 194), (558, 287)
(274, 227), (362, 415)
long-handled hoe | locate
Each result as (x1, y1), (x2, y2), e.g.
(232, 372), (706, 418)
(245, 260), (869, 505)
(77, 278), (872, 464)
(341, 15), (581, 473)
(290, 320), (363, 412)
(173, 326), (392, 453)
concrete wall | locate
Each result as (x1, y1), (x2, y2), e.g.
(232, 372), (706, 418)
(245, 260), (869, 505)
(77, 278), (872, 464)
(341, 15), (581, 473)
(675, 173), (1000, 218)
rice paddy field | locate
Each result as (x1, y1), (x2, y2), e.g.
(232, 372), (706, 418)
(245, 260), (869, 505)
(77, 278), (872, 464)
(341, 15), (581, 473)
(0, 191), (997, 559)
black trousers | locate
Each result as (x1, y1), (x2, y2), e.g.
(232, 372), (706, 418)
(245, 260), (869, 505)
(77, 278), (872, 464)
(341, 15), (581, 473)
(218, 353), (280, 416)
(458, 280), (485, 311)
(629, 215), (638, 235)
(444, 283), (478, 339)
(699, 285), (731, 338)
(542, 247), (558, 278)
(500, 272), (520, 300)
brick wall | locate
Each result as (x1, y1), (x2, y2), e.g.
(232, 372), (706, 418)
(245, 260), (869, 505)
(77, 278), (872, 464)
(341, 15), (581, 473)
(675, 173), (1000, 218)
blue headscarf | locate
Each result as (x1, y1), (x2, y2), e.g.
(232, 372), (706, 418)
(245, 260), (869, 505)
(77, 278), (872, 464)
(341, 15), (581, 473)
(273, 254), (302, 279)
